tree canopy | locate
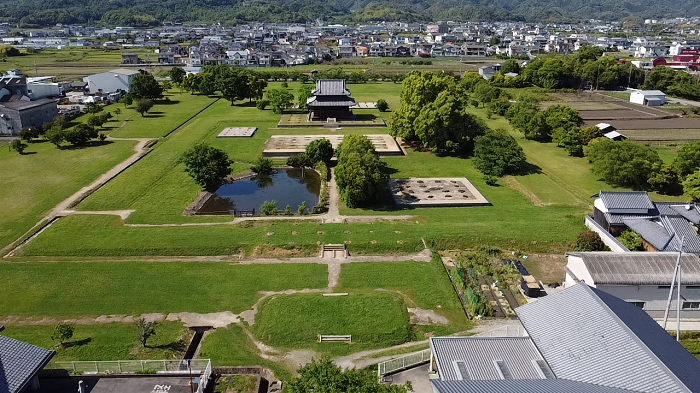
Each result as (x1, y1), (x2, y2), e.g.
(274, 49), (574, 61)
(129, 73), (163, 100)
(334, 135), (385, 208)
(288, 358), (411, 393)
(181, 143), (232, 190)
(473, 128), (525, 176)
(585, 138), (662, 189)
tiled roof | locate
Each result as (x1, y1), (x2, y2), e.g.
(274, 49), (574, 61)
(567, 251), (700, 285)
(312, 79), (351, 96)
(668, 204), (700, 225)
(0, 335), (55, 393)
(603, 212), (653, 225)
(429, 337), (550, 381)
(624, 217), (700, 253)
(306, 96), (355, 107)
(598, 191), (654, 210)
(431, 379), (639, 393)
(516, 284), (700, 393)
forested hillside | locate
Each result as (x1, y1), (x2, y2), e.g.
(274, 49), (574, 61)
(0, 0), (698, 27)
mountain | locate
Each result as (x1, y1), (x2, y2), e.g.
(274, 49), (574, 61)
(0, 0), (698, 27)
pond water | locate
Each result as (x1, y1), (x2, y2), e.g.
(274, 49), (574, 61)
(198, 168), (321, 215)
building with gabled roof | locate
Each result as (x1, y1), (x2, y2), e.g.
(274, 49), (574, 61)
(564, 251), (700, 318)
(306, 79), (355, 121)
(0, 334), (55, 393)
(429, 283), (700, 393)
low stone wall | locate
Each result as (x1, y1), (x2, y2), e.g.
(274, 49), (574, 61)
(183, 191), (214, 216)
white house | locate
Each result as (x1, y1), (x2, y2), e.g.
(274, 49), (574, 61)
(83, 68), (140, 94)
(630, 90), (666, 106)
(564, 252), (700, 319)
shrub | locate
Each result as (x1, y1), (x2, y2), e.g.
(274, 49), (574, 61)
(376, 99), (389, 112)
(261, 200), (278, 216)
(575, 231), (606, 251)
(256, 99), (269, 110)
(473, 129), (525, 176)
(251, 157), (273, 175)
(284, 205), (292, 215)
(297, 201), (307, 215)
(618, 230), (645, 251)
(483, 175), (498, 186)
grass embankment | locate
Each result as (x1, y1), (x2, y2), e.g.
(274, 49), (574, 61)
(2, 322), (190, 361)
(0, 262), (327, 315)
(0, 139), (136, 250)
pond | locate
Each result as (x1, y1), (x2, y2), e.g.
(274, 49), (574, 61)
(198, 168), (321, 215)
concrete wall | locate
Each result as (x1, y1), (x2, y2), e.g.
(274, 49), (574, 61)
(584, 215), (629, 252)
(84, 72), (133, 94)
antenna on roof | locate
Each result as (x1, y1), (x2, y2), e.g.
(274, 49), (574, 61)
(662, 235), (684, 342)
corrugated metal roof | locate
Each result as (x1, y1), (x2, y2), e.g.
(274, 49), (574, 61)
(312, 79), (351, 96)
(599, 191), (654, 210)
(516, 283), (697, 393)
(108, 68), (140, 76)
(0, 335), (55, 393)
(429, 337), (549, 381)
(431, 379), (639, 393)
(567, 251), (700, 285)
(0, 98), (55, 111)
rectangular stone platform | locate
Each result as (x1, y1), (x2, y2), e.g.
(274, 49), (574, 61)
(388, 178), (491, 207)
(217, 127), (257, 137)
(263, 134), (403, 157)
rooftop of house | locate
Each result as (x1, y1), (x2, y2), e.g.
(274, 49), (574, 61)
(566, 251), (700, 285)
(0, 335), (55, 393)
(597, 191), (655, 211)
(430, 283), (700, 393)
(311, 79), (351, 96)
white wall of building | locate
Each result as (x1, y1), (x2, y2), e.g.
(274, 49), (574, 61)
(83, 71), (135, 94)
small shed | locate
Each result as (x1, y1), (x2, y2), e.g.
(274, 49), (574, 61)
(630, 90), (666, 106)
(604, 131), (628, 141)
(594, 122), (616, 133)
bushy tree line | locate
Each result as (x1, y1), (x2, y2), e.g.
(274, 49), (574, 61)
(334, 135), (386, 208)
(642, 66), (700, 101)
(181, 64), (267, 105)
(521, 46), (644, 90)
(505, 100), (584, 147)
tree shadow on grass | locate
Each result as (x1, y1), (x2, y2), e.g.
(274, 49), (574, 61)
(237, 101), (257, 107)
(59, 140), (114, 150)
(143, 113), (165, 118)
(150, 340), (187, 353)
(514, 161), (542, 176)
(155, 99), (181, 105)
(62, 337), (92, 348)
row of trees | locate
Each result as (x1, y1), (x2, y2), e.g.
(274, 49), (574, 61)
(180, 65), (267, 105)
(642, 66), (700, 101)
(335, 135), (386, 208)
(48, 318), (158, 349)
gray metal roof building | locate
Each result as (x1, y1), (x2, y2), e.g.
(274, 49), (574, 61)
(565, 251), (700, 285)
(429, 283), (700, 393)
(0, 335), (55, 393)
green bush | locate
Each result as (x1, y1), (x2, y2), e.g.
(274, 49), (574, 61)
(376, 99), (389, 112)
(618, 230), (644, 251)
(260, 200), (278, 216)
(255, 99), (269, 110)
(251, 157), (273, 175)
(575, 230), (606, 251)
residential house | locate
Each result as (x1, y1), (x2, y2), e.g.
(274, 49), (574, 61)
(121, 53), (142, 65)
(337, 45), (357, 58)
(0, 334), (55, 393)
(564, 252), (700, 318)
(630, 90), (666, 106)
(429, 283), (700, 393)
(479, 64), (501, 80)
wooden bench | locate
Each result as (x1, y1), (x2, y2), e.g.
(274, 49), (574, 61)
(318, 335), (352, 343)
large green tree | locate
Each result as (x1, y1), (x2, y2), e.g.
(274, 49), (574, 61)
(674, 142), (700, 178)
(334, 135), (385, 208)
(168, 66), (186, 86)
(305, 138), (334, 164)
(181, 143), (232, 190)
(473, 128), (525, 176)
(585, 138), (662, 189)
(265, 88), (294, 114)
(129, 72), (163, 100)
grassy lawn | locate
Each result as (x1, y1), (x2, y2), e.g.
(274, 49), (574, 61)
(0, 139), (136, 250)
(336, 258), (471, 333)
(252, 292), (412, 356)
(0, 262), (327, 315)
(1, 322), (190, 361)
(105, 92), (218, 138)
(199, 324), (292, 380)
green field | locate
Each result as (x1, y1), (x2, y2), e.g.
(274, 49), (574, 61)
(0, 262), (327, 315)
(0, 139), (136, 251)
(2, 322), (190, 361)
(252, 292), (412, 355)
(337, 259), (470, 332)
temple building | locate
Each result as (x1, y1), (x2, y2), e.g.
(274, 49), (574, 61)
(306, 79), (355, 121)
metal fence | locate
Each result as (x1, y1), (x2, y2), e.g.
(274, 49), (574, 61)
(45, 358), (211, 375)
(196, 360), (212, 393)
(377, 349), (431, 378)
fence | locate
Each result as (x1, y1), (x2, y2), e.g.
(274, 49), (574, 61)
(377, 348), (431, 378)
(196, 360), (212, 393)
(44, 358), (211, 376)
